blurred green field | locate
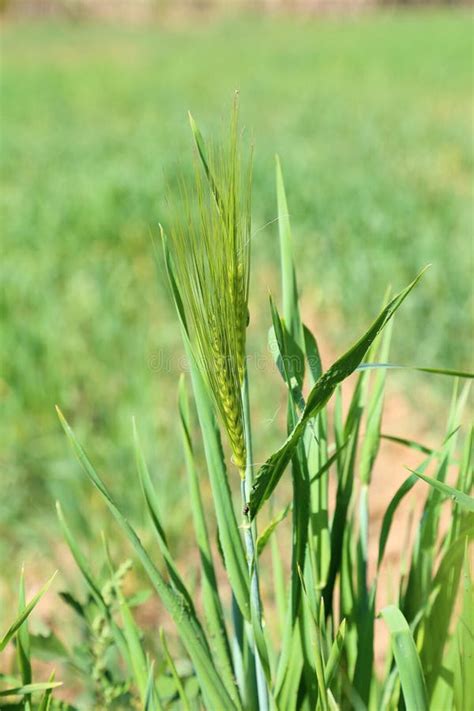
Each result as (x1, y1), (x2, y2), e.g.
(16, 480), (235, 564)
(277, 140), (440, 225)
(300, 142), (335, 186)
(1, 10), (473, 565)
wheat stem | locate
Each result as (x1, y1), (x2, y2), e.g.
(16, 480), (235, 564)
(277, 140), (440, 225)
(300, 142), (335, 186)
(241, 368), (270, 710)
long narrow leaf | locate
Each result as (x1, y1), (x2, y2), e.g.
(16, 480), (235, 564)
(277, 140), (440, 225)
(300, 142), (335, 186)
(56, 502), (132, 667)
(144, 661), (162, 711)
(275, 155), (304, 358)
(407, 467), (474, 512)
(377, 474), (418, 570)
(356, 363), (473, 379)
(0, 573), (57, 652)
(249, 268), (427, 518)
(380, 605), (428, 711)
(178, 377), (239, 706)
(37, 672), (56, 711)
(0, 682), (62, 697)
(133, 420), (196, 612)
(325, 618), (346, 686)
(16, 568), (32, 689)
(256, 504), (290, 558)
(56, 407), (237, 711)
(160, 628), (191, 711)
(380, 433), (434, 456)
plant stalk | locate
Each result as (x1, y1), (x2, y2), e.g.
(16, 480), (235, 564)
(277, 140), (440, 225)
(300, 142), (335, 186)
(241, 368), (270, 711)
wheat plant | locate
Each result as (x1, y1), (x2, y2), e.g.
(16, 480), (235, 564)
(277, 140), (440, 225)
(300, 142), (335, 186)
(2, 100), (472, 710)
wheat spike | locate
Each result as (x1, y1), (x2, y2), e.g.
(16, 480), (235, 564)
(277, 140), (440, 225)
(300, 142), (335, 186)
(168, 99), (251, 476)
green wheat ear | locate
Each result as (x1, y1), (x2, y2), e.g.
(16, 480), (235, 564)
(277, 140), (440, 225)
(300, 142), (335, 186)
(168, 97), (252, 477)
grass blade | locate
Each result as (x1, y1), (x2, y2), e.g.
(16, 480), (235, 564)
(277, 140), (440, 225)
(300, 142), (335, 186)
(380, 433), (435, 456)
(0, 682), (62, 697)
(249, 268), (427, 518)
(144, 661), (162, 711)
(188, 111), (222, 212)
(0, 572), (57, 653)
(16, 568), (32, 690)
(303, 324), (323, 383)
(160, 628), (191, 711)
(325, 618), (346, 686)
(56, 502), (132, 667)
(299, 572), (329, 711)
(275, 155), (304, 358)
(178, 376), (240, 706)
(56, 407), (238, 711)
(380, 606), (428, 711)
(116, 587), (148, 702)
(406, 467), (474, 512)
(359, 317), (392, 486)
(356, 364), (473, 379)
(256, 504), (290, 558)
(377, 473), (419, 570)
(37, 672), (56, 711)
(453, 544), (474, 711)
(133, 420), (196, 612)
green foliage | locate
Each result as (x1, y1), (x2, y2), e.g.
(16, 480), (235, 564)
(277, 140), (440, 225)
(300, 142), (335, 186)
(0, 62), (474, 711)
(0, 573), (62, 709)
(379, 606), (428, 711)
(1, 11), (473, 566)
(0, 573), (57, 653)
(18, 105), (469, 709)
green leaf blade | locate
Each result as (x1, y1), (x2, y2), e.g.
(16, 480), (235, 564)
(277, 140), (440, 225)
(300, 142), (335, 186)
(249, 268), (427, 519)
(380, 605), (428, 711)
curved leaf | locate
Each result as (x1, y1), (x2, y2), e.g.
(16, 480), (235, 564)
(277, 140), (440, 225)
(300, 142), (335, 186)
(0, 573), (57, 653)
(249, 268), (427, 519)
(56, 407), (237, 711)
(380, 605), (428, 711)
(407, 467), (474, 512)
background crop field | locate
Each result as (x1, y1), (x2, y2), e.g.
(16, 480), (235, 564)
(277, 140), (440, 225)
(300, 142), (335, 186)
(1, 10), (473, 574)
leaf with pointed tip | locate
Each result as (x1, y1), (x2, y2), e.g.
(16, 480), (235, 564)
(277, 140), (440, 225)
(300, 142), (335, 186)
(356, 363), (473, 379)
(268, 297), (304, 408)
(303, 325), (323, 384)
(249, 269), (427, 518)
(0, 573), (57, 653)
(56, 407), (238, 711)
(275, 155), (304, 360)
(37, 673), (56, 711)
(359, 318), (393, 486)
(325, 619), (346, 686)
(377, 474), (419, 570)
(117, 592), (148, 703)
(380, 606), (428, 711)
(56, 502), (132, 668)
(160, 628), (191, 711)
(407, 467), (474, 512)
(17, 569), (31, 688)
(178, 377), (239, 707)
(188, 111), (221, 210)
(133, 420), (196, 613)
(380, 433), (434, 456)
(144, 661), (162, 711)
(0, 682), (62, 697)
(256, 505), (291, 558)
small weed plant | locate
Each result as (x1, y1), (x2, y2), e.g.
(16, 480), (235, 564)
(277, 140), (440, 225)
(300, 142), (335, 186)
(1, 100), (472, 710)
